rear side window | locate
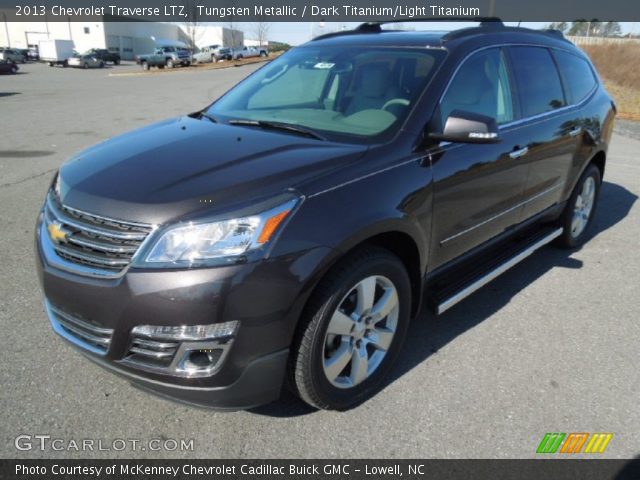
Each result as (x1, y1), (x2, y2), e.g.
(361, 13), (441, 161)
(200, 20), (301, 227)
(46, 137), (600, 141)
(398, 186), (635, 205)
(554, 50), (597, 104)
(509, 46), (565, 118)
(440, 48), (514, 125)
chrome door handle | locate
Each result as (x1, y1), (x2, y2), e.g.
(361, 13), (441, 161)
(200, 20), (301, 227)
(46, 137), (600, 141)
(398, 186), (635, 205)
(569, 127), (582, 137)
(509, 147), (529, 159)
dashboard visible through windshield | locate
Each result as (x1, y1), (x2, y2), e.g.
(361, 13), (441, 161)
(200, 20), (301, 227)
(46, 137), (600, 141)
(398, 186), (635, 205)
(208, 46), (446, 143)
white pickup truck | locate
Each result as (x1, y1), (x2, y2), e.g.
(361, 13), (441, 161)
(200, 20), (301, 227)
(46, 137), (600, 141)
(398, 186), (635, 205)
(232, 46), (269, 60)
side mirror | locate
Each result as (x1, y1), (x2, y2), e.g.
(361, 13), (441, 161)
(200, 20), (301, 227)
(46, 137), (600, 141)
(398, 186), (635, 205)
(429, 110), (501, 144)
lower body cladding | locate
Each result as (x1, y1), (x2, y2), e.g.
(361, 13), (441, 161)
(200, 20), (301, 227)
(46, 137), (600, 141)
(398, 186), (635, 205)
(35, 217), (334, 409)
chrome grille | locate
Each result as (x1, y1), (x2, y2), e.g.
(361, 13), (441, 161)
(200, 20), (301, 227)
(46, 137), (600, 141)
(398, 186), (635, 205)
(44, 192), (153, 275)
(47, 302), (114, 355)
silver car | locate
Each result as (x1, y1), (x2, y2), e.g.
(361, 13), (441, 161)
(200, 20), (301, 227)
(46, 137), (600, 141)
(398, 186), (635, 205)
(0, 48), (26, 63)
(68, 54), (104, 69)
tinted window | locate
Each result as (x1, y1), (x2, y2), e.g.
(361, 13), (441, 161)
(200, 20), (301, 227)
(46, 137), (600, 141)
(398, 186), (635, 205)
(440, 48), (514, 125)
(509, 47), (565, 118)
(554, 50), (597, 104)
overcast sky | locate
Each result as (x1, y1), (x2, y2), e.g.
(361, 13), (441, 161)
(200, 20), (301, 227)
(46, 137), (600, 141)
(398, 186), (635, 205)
(221, 21), (638, 45)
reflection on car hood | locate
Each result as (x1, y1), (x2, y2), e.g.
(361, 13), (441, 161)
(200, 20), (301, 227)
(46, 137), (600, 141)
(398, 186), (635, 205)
(58, 116), (367, 225)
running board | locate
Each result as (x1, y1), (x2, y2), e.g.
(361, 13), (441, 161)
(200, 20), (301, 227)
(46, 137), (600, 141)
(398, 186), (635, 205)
(435, 227), (563, 314)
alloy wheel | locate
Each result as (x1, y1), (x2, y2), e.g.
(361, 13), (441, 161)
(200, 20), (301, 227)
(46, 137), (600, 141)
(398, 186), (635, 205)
(322, 275), (399, 388)
(571, 176), (596, 238)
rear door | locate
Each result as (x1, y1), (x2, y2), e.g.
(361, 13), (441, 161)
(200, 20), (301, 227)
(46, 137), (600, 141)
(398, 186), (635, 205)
(506, 46), (580, 220)
(428, 47), (529, 269)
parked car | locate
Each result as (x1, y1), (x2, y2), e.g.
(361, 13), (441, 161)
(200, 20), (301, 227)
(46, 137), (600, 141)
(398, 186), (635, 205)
(68, 54), (105, 69)
(83, 48), (120, 65)
(232, 45), (269, 60)
(193, 45), (232, 63)
(136, 46), (191, 70)
(27, 47), (39, 61)
(0, 47), (26, 63)
(0, 59), (19, 74)
(36, 21), (614, 411)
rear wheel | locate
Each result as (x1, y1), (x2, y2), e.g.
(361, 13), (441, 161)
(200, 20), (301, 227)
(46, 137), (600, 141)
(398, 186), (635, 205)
(141, 61), (149, 71)
(556, 163), (601, 248)
(114, 59), (120, 65)
(10, 65), (17, 74)
(83, 63), (88, 69)
(99, 61), (104, 68)
(290, 247), (411, 410)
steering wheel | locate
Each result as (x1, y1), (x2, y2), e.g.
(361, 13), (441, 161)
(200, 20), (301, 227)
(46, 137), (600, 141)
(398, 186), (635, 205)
(382, 98), (410, 111)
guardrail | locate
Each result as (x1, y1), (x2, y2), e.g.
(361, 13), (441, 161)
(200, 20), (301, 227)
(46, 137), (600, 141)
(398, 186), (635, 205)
(567, 36), (640, 46)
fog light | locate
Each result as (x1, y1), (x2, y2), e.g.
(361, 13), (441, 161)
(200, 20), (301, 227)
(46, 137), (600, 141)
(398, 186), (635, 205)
(131, 321), (238, 341)
(178, 348), (224, 375)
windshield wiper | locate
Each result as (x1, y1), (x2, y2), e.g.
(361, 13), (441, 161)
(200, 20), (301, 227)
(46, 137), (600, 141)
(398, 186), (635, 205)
(190, 111), (219, 123)
(228, 119), (326, 141)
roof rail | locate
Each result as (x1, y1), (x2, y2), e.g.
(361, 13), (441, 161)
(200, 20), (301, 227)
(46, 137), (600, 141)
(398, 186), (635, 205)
(356, 17), (504, 33)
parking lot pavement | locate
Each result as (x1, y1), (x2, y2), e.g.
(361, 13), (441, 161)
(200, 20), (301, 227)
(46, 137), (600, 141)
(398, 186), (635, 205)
(1, 62), (639, 459)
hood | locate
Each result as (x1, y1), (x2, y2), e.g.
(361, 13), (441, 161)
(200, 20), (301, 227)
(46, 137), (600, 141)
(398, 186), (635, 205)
(58, 116), (367, 225)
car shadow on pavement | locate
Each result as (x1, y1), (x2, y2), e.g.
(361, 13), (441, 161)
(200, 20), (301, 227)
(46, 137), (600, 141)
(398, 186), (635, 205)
(249, 181), (637, 417)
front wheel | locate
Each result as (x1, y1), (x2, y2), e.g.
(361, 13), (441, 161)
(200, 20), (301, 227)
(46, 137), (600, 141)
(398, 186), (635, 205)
(290, 247), (411, 410)
(141, 61), (149, 71)
(166, 58), (174, 68)
(556, 163), (601, 248)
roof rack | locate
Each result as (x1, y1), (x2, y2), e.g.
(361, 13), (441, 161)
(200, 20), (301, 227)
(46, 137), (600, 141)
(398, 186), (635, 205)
(356, 18), (503, 33)
(312, 18), (503, 42)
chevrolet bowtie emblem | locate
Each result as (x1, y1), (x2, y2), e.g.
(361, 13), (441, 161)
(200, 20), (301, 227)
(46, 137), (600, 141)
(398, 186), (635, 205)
(47, 221), (70, 244)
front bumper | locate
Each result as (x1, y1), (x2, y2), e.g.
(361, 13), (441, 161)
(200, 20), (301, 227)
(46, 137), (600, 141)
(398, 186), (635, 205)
(36, 212), (332, 409)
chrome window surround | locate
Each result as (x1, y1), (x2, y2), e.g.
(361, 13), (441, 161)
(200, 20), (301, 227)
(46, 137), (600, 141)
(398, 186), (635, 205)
(437, 43), (599, 135)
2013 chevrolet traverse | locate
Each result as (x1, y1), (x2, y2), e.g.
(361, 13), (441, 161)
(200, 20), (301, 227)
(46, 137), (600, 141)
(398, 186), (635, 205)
(36, 21), (615, 410)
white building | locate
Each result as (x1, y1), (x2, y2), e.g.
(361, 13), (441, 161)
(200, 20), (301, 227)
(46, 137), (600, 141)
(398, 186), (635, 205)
(0, 20), (242, 60)
(193, 26), (243, 49)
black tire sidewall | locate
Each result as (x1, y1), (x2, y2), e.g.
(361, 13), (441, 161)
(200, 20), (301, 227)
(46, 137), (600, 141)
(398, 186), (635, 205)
(300, 251), (411, 410)
(559, 164), (601, 248)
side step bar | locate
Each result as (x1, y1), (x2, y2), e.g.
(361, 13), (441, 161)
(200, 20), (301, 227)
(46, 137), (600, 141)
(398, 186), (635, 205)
(436, 227), (563, 314)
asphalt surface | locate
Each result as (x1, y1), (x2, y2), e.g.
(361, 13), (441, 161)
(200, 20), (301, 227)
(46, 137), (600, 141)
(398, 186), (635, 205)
(1, 61), (639, 459)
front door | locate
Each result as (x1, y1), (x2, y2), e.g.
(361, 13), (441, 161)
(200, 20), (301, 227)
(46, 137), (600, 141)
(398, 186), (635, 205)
(427, 47), (529, 270)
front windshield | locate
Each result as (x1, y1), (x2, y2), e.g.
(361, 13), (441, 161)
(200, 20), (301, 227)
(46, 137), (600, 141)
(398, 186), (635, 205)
(208, 46), (445, 143)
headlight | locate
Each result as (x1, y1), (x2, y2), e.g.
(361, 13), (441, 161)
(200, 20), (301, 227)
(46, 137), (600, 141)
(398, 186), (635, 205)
(142, 197), (299, 266)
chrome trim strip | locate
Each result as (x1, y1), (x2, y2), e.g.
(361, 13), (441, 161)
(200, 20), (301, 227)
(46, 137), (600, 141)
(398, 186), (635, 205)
(46, 196), (149, 241)
(67, 236), (138, 254)
(132, 338), (178, 350)
(45, 300), (111, 356)
(52, 244), (130, 267)
(440, 182), (562, 245)
(62, 202), (153, 229)
(56, 320), (111, 347)
(129, 346), (175, 359)
(49, 304), (113, 335)
(437, 227), (563, 314)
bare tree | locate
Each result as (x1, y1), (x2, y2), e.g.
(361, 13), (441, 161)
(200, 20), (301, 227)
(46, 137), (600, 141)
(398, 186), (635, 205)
(252, 20), (271, 47)
(182, 0), (203, 49)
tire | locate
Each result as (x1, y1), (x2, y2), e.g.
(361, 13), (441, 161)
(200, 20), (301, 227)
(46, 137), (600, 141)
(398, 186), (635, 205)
(99, 61), (104, 68)
(290, 246), (412, 410)
(114, 59), (120, 65)
(11, 66), (17, 74)
(166, 58), (174, 68)
(141, 61), (149, 71)
(83, 63), (88, 69)
(556, 163), (601, 249)
(158, 65), (165, 69)
(48, 62), (54, 67)
(260, 51), (267, 57)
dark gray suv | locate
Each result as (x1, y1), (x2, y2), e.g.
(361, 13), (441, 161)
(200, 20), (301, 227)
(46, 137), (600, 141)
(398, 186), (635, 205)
(36, 21), (615, 410)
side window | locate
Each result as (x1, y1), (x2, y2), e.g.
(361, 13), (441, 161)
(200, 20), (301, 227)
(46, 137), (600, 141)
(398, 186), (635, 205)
(509, 46), (565, 118)
(440, 48), (514, 126)
(553, 50), (597, 104)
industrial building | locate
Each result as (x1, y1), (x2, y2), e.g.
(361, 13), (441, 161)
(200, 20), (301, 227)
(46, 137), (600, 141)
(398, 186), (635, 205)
(1, 20), (243, 60)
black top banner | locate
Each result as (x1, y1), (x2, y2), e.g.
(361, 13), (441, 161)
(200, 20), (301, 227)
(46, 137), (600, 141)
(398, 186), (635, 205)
(1, 0), (640, 22)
